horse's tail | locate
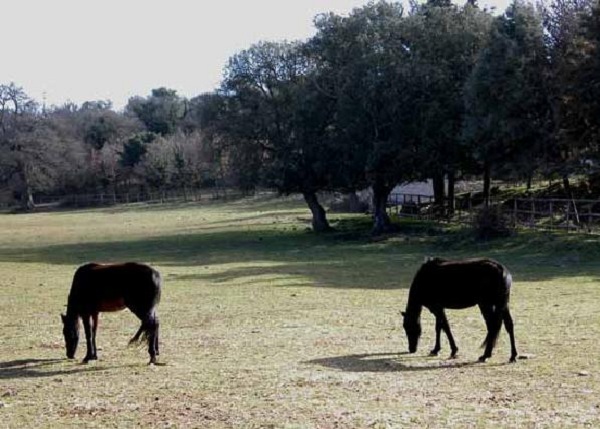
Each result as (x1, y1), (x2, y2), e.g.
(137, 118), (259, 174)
(128, 312), (158, 347)
(128, 326), (147, 345)
(480, 319), (502, 350)
(481, 264), (512, 350)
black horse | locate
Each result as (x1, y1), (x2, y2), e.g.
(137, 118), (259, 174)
(402, 257), (517, 362)
(61, 262), (162, 364)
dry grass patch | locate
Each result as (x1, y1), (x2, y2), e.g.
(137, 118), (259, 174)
(1, 197), (600, 427)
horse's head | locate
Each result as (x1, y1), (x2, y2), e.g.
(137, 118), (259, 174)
(61, 313), (79, 359)
(401, 311), (421, 353)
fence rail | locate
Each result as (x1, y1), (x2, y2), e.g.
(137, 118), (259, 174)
(5, 189), (600, 235)
(388, 192), (600, 234)
(1, 188), (254, 210)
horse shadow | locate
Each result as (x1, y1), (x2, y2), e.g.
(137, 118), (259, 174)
(0, 358), (133, 380)
(305, 352), (509, 373)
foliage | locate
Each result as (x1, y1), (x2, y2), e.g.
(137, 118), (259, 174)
(404, 1), (492, 204)
(473, 204), (512, 239)
(464, 0), (550, 201)
(220, 40), (336, 231)
(310, 2), (417, 233)
(2, 0), (600, 225)
(125, 88), (186, 136)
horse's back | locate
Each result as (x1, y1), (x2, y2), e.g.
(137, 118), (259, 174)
(412, 257), (511, 308)
(69, 262), (161, 313)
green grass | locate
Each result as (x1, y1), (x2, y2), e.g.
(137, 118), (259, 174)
(2, 194), (600, 428)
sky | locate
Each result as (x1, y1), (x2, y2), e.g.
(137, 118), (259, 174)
(3, 0), (511, 110)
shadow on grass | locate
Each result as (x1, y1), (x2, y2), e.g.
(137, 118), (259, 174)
(0, 228), (422, 289)
(1, 214), (600, 288)
(305, 352), (510, 373)
(0, 358), (129, 380)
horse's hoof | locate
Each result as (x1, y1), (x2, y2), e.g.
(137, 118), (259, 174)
(509, 357), (517, 363)
(478, 356), (488, 363)
(429, 350), (439, 356)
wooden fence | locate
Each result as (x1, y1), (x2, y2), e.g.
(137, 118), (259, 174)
(2, 188), (254, 210)
(388, 192), (600, 234)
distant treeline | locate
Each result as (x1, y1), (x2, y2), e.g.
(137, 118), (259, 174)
(1, 0), (599, 233)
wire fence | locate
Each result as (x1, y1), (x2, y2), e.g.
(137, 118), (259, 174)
(388, 192), (600, 234)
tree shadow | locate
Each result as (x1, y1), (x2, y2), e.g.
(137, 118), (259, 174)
(0, 358), (121, 380)
(305, 352), (510, 373)
(0, 228), (421, 289)
(0, 213), (599, 288)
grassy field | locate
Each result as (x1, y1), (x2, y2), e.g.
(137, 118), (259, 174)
(1, 195), (600, 428)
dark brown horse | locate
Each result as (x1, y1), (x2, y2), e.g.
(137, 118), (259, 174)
(402, 257), (517, 362)
(61, 262), (162, 364)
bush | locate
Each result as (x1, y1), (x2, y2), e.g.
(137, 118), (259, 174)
(474, 205), (512, 240)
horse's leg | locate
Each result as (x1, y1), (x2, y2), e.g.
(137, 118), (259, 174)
(479, 304), (494, 355)
(81, 315), (96, 362)
(503, 306), (518, 362)
(145, 314), (159, 365)
(91, 312), (99, 360)
(130, 305), (159, 364)
(432, 309), (458, 358)
(479, 306), (502, 362)
(154, 316), (160, 356)
(430, 316), (442, 356)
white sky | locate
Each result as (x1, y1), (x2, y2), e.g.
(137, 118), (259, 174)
(3, 0), (511, 110)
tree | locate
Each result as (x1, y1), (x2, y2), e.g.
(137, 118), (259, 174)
(543, 0), (594, 199)
(125, 88), (186, 136)
(550, 1), (600, 180)
(117, 131), (157, 191)
(221, 41), (336, 232)
(571, 2), (600, 159)
(186, 93), (247, 190)
(0, 83), (63, 209)
(402, 1), (492, 212)
(311, 1), (431, 233)
(464, 0), (550, 204)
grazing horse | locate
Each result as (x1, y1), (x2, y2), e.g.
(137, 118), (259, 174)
(61, 262), (162, 364)
(402, 257), (517, 362)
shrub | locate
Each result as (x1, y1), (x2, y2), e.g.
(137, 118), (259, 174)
(474, 205), (512, 240)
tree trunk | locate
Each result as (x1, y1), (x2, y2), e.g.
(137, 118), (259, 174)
(18, 166), (35, 211)
(447, 169), (455, 216)
(347, 191), (363, 213)
(20, 186), (35, 211)
(302, 192), (331, 233)
(432, 173), (445, 210)
(372, 182), (393, 235)
(483, 161), (491, 207)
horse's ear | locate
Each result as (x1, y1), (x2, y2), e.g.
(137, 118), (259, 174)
(423, 256), (433, 263)
(61, 314), (66, 323)
(401, 311), (406, 318)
